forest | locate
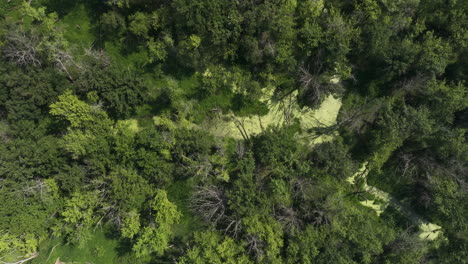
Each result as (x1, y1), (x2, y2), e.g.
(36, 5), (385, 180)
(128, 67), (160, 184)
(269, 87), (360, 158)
(0, 0), (466, 263)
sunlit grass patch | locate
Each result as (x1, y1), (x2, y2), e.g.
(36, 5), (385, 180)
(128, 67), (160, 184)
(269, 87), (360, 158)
(32, 229), (119, 264)
(61, 4), (95, 49)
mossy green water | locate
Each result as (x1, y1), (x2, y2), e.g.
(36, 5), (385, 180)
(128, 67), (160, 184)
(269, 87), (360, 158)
(203, 90), (342, 141)
(347, 163), (443, 241)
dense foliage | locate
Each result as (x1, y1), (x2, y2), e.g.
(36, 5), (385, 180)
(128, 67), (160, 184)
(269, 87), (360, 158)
(0, 0), (466, 263)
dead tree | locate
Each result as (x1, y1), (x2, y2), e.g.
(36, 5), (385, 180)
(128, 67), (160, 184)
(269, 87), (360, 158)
(311, 208), (331, 226)
(0, 252), (38, 264)
(3, 29), (41, 67)
(224, 216), (242, 238)
(299, 65), (325, 107)
(52, 48), (78, 81)
(233, 116), (250, 141)
(190, 185), (226, 225)
(276, 206), (303, 233)
(84, 47), (111, 68)
(291, 176), (314, 200)
(309, 196), (343, 227)
(235, 140), (246, 159)
(246, 235), (265, 261)
(387, 226), (425, 253)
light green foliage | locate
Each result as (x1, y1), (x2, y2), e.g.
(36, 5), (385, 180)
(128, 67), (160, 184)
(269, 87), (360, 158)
(189, 34), (201, 49)
(269, 179), (292, 207)
(419, 31), (453, 75)
(62, 130), (95, 159)
(57, 192), (101, 246)
(113, 120), (137, 163)
(50, 91), (112, 161)
(0, 177), (61, 258)
(358, 0), (381, 20)
(61, 192), (98, 225)
(121, 212), (141, 239)
(106, 0), (131, 8)
(243, 214), (283, 263)
(20, 2), (71, 70)
(20, 3), (57, 29)
(274, 40), (294, 65)
(108, 167), (152, 211)
(50, 91), (93, 128)
(299, 0), (324, 18)
(133, 227), (168, 258)
(147, 38), (168, 62)
(31, 229), (121, 264)
(133, 190), (181, 257)
(178, 230), (251, 264)
(129, 12), (150, 38)
(0, 232), (38, 256)
(152, 189), (182, 226)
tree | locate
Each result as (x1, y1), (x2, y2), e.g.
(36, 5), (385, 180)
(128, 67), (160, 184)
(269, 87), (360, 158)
(121, 211), (141, 239)
(107, 167), (152, 212)
(309, 139), (357, 180)
(190, 185), (226, 225)
(0, 179), (60, 257)
(128, 12), (150, 38)
(2, 27), (41, 67)
(0, 62), (69, 122)
(227, 153), (265, 217)
(19, 3), (76, 79)
(286, 226), (323, 264)
(178, 229), (251, 264)
(49, 90), (94, 129)
(132, 190), (181, 258)
(0, 135), (65, 182)
(50, 91), (112, 164)
(243, 214), (283, 263)
(53, 191), (101, 246)
(76, 66), (149, 119)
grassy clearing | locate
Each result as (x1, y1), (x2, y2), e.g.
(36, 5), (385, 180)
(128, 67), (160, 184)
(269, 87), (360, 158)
(61, 4), (95, 50)
(104, 42), (148, 70)
(32, 229), (119, 264)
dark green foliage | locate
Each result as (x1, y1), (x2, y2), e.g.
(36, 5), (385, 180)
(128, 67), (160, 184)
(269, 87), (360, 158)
(77, 66), (149, 119)
(106, 167), (153, 212)
(309, 139), (357, 180)
(0, 135), (65, 181)
(0, 0), (466, 263)
(0, 63), (69, 122)
(0, 180), (59, 240)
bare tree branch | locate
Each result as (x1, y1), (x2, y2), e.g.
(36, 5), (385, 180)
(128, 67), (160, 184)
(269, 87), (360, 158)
(3, 29), (41, 67)
(190, 186), (226, 225)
